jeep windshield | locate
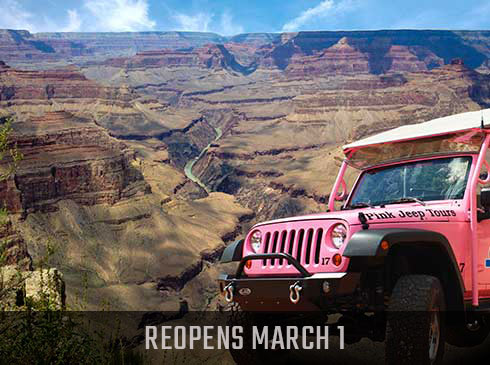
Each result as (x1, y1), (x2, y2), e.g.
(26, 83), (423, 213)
(347, 156), (472, 208)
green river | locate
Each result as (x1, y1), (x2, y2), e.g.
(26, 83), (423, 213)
(183, 127), (222, 193)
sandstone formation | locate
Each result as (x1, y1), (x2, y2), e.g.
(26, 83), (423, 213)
(0, 264), (65, 310)
(0, 111), (150, 215)
(0, 29), (228, 63)
(0, 62), (253, 310)
(285, 37), (370, 76)
(0, 218), (64, 310)
(0, 62), (217, 168)
(0, 219), (32, 270)
(105, 44), (254, 75)
(65, 30), (490, 79)
(186, 63), (490, 223)
(1, 29), (490, 75)
(0, 30), (57, 64)
(264, 30), (490, 72)
(0, 61), (134, 101)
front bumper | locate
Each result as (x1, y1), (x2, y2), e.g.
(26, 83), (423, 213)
(218, 253), (360, 311)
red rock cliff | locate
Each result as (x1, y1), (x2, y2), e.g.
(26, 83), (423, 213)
(0, 111), (150, 215)
(0, 63), (134, 101)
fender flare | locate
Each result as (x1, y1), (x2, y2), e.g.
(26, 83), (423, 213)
(344, 228), (465, 308)
(220, 239), (244, 263)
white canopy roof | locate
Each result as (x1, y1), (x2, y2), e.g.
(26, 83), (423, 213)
(343, 108), (490, 151)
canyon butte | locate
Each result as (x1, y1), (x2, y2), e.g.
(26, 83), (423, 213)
(1, 29), (490, 312)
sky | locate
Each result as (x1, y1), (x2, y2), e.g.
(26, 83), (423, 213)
(0, 0), (489, 35)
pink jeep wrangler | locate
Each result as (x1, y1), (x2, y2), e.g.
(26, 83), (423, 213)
(219, 109), (490, 364)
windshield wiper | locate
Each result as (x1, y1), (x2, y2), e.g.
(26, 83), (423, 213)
(384, 197), (426, 206)
(344, 202), (374, 210)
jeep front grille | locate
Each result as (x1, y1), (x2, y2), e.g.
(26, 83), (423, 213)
(262, 228), (324, 267)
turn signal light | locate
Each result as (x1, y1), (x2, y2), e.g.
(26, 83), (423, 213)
(245, 260), (252, 269)
(332, 253), (342, 266)
(380, 240), (389, 251)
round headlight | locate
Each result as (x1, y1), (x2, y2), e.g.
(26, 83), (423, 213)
(331, 224), (347, 249)
(250, 230), (262, 253)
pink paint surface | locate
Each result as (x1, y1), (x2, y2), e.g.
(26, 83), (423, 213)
(242, 150), (490, 302)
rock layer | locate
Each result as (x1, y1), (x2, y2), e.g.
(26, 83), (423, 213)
(1, 29), (490, 75)
(0, 62), (133, 101)
(105, 44), (254, 75)
(2, 111), (150, 215)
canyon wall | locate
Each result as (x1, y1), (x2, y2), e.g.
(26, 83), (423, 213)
(3, 111), (150, 215)
(0, 62), (252, 310)
(1, 29), (490, 75)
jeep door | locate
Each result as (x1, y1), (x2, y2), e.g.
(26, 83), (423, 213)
(476, 151), (490, 296)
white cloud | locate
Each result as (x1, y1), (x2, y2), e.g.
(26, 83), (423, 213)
(172, 12), (213, 32)
(172, 10), (244, 35)
(0, 0), (246, 35)
(282, 0), (358, 32)
(0, 1), (83, 33)
(84, 0), (156, 32)
(0, 0), (156, 33)
(0, 0), (36, 31)
(219, 11), (244, 36)
(61, 10), (82, 32)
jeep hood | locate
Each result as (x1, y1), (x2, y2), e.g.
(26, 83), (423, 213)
(252, 201), (466, 228)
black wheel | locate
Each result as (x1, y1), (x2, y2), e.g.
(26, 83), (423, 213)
(386, 275), (446, 365)
(446, 322), (490, 347)
(226, 303), (291, 364)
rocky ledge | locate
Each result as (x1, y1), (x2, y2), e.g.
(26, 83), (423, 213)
(105, 43), (254, 74)
(0, 111), (150, 215)
(0, 61), (134, 101)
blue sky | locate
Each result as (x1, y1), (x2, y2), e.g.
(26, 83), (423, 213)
(1, 0), (489, 35)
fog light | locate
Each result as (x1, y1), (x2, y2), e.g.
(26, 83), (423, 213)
(322, 281), (331, 294)
(332, 253), (342, 266)
(245, 260), (252, 269)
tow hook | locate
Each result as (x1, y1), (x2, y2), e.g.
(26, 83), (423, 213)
(224, 283), (235, 303)
(289, 281), (303, 304)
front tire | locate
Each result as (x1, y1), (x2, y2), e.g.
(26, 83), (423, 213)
(226, 303), (291, 364)
(386, 275), (446, 365)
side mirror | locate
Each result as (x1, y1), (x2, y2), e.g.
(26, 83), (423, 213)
(481, 188), (490, 209)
